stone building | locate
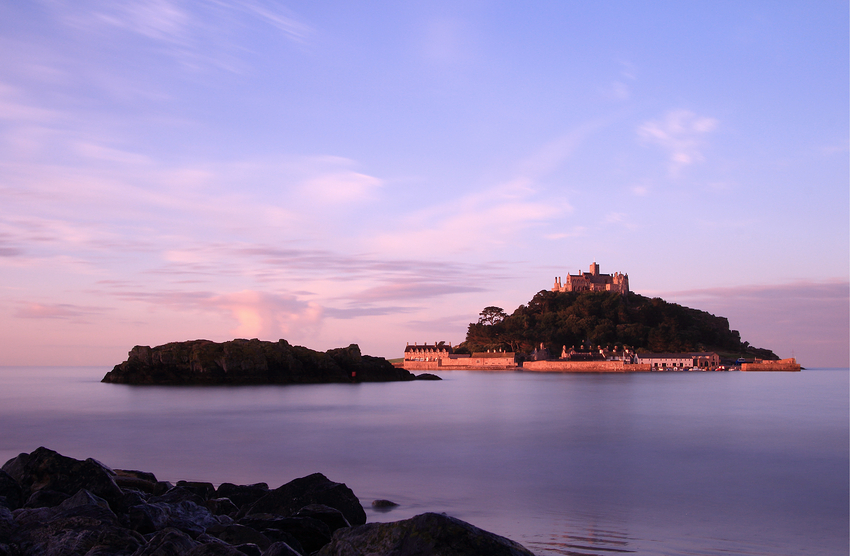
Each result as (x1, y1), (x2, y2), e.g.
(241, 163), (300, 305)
(403, 343), (517, 370)
(635, 352), (721, 370)
(552, 262), (629, 295)
(404, 342), (453, 363)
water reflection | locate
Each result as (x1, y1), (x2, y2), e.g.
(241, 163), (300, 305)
(0, 367), (846, 555)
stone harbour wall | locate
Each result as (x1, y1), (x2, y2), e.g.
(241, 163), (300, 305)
(522, 361), (652, 373)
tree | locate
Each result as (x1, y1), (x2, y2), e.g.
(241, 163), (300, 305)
(477, 306), (507, 325)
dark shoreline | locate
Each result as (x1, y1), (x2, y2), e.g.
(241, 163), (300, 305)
(1, 447), (531, 556)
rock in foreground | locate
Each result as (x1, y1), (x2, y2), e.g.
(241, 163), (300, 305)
(102, 339), (416, 385)
(317, 512), (536, 556)
(0, 448), (534, 556)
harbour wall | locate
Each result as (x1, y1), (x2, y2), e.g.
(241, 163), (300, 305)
(741, 358), (801, 372)
(522, 361), (652, 373)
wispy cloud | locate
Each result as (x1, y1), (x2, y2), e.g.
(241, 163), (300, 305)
(638, 109), (718, 176)
(15, 302), (108, 322)
(49, 0), (311, 71)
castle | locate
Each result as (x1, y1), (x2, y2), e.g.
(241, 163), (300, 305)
(552, 262), (629, 295)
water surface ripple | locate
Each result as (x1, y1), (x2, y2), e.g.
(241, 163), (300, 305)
(0, 367), (846, 555)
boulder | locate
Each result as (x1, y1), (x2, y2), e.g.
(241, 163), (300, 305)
(260, 541), (302, 556)
(242, 474), (365, 526)
(316, 512), (536, 556)
(131, 527), (198, 555)
(207, 498), (239, 517)
(23, 489), (69, 508)
(2, 447), (124, 511)
(11, 504), (144, 556)
(206, 523), (271, 550)
(0, 506), (14, 544)
(186, 542), (245, 555)
(237, 516), (329, 555)
(114, 470), (158, 494)
(0, 471), (22, 511)
(293, 504), (350, 533)
(414, 373), (442, 380)
(215, 483), (269, 510)
(177, 481), (216, 501)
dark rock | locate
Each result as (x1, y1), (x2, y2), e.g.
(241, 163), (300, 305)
(233, 543), (262, 556)
(260, 541), (302, 556)
(59, 488), (113, 512)
(132, 527), (198, 555)
(12, 504), (144, 556)
(242, 473), (365, 526)
(206, 524), (271, 550)
(186, 542), (245, 555)
(114, 470), (158, 494)
(122, 490), (149, 510)
(238, 517), (329, 555)
(0, 472), (22, 511)
(293, 504), (349, 533)
(317, 512), (536, 556)
(370, 499), (399, 508)
(24, 488), (70, 508)
(177, 481), (216, 501)
(117, 470), (158, 484)
(2, 447), (124, 511)
(215, 484), (269, 509)
(151, 486), (207, 507)
(0, 506), (14, 544)
(127, 496), (220, 538)
(101, 339), (416, 385)
(207, 498), (239, 517)
(127, 503), (171, 535)
(414, 373), (442, 380)
(153, 482), (174, 497)
(253, 530), (304, 556)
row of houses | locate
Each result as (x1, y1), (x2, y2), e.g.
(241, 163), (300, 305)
(403, 342), (724, 371)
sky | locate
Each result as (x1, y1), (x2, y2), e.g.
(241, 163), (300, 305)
(0, 1), (847, 368)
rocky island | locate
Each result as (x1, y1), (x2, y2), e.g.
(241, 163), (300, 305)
(0, 447), (533, 556)
(102, 339), (433, 386)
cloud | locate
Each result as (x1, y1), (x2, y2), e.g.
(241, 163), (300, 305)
(53, 0), (311, 71)
(374, 180), (569, 258)
(208, 290), (322, 339)
(638, 110), (718, 176)
(15, 302), (107, 321)
(300, 171), (383, 204)
(100, 286), (323, 339)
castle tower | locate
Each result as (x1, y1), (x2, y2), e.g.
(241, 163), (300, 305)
(589, 262), (600, 275)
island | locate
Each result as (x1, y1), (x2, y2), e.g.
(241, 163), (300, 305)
(403, 262), (799, 372)
(102, 339), (433, 385)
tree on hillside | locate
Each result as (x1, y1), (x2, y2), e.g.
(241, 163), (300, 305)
(477, 306), (507, 325)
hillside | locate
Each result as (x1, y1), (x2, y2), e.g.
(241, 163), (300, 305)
(459, 290), (777, 361)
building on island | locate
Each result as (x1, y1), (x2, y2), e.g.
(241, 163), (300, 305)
(403, 342), (517, 370)
(552, 262), (629, 295)
(404, 342), (453, 363)
(635, 352), (721, 370)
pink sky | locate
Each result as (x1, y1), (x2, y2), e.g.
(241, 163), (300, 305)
(1, 2), (847, 368)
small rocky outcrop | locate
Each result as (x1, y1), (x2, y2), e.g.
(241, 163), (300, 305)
(0, 448), (535, 556)
(317, 512), (536, 556)
(102, 339), (416, 385)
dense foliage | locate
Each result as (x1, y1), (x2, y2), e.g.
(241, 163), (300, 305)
(461, 290), (777, 360)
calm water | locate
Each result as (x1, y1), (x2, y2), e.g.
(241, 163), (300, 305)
(0, 367), (847, 555)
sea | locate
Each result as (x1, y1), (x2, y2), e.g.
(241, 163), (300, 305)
(0, 366), (847, 556)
